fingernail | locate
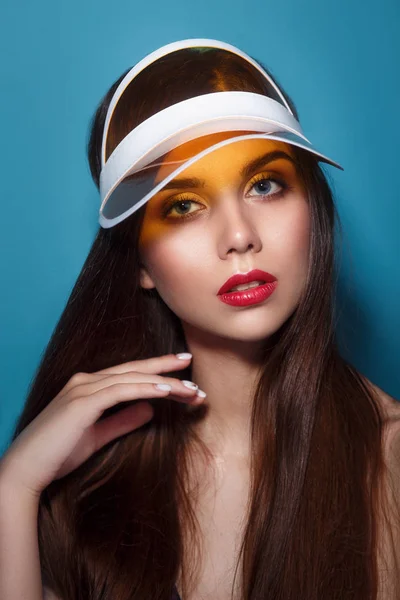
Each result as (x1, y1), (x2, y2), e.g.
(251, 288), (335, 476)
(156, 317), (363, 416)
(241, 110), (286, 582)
(182, 380), (198, 390)
(176, 353), (192, 360)
(154, 384), (172, 391)
(189, 390), (207, 404)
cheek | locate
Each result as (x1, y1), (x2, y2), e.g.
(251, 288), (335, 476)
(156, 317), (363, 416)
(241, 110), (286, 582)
(141, 231), (208, 297)
(272, 201), (311, 259)
(268, 200), (311, 303)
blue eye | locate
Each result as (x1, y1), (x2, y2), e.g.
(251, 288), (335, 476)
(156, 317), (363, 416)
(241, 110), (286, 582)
(247, 176), (285, 199)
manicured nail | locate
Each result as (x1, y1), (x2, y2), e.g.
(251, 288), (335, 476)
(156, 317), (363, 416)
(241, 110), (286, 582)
(154, 384), (172, 391)
(182, 380), (198, 390)
(189, 390), (207, 404)
(176, 353), (192, 360)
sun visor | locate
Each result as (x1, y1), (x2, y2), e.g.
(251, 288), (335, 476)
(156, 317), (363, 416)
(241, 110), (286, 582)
(99, 92), (343, 228)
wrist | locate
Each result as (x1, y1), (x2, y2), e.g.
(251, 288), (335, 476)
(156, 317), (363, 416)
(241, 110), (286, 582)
(0, 467), (41, 509)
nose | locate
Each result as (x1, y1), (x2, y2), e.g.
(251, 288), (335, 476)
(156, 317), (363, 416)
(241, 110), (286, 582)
(216, 196), (262, 259)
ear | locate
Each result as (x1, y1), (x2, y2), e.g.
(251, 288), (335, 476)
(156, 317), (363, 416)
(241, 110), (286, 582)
(139, 265), (156, 290)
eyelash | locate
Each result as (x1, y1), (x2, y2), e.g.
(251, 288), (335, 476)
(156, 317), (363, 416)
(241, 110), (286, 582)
(161, 173), (293, 221)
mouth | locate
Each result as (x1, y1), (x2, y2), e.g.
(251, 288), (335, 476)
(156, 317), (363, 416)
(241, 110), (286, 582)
(217, 269), (277, 296)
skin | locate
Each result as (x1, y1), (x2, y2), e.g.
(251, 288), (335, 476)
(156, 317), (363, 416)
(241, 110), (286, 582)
(138, 132), (311, 459)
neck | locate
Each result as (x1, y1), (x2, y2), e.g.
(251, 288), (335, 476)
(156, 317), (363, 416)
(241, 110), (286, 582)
(182, 322), (267, 459)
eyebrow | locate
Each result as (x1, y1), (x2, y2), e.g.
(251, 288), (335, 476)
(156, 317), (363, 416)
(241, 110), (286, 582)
(159, 150), (299, 191)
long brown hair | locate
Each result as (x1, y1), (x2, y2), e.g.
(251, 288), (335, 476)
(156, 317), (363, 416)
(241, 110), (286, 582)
(11, 47), (391, 599)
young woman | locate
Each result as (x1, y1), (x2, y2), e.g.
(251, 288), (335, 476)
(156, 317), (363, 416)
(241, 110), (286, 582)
(0, 39), (399, 600)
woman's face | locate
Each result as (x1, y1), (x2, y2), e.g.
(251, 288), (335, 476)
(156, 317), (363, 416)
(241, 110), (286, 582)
(138, 133), (311, 344)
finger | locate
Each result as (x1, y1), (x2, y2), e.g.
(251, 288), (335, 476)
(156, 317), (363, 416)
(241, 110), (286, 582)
(93, 353), (192, 376)
(69, 381), (199, 417)
(58, 354), (192, 401)
(69, 372), (202, 402)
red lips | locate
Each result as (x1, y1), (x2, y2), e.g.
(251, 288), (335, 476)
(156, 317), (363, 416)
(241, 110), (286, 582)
(217, 269), (277, 295)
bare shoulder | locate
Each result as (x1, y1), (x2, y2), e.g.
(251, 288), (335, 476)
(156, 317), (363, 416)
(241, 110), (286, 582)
(43, 586), (62, 600)
(359, 373), (400, 423)
(360, 376), (400, 597)
(358, 374), (400, 457)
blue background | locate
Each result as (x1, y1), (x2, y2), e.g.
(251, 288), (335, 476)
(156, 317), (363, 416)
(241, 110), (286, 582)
(1, 0), (399, 455)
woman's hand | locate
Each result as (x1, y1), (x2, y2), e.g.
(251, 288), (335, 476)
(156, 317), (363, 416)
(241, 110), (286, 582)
(0, 353), (204, 499)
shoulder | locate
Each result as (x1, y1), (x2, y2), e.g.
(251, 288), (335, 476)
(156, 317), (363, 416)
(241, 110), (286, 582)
(362, 377), (400, 597)
(43, 586), (62, 600)
(362, 375), (400, 481)
(359, 373), (400, 428)
(358, 374), (400, 463)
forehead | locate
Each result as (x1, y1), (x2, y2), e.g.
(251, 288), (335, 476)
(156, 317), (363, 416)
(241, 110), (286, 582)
(154, 132), (298, 184)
